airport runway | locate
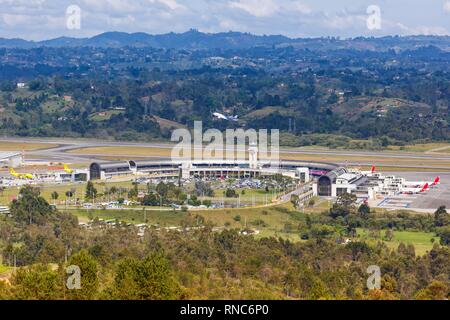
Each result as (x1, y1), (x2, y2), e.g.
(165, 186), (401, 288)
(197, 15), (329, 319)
(2, 137), (450, 170)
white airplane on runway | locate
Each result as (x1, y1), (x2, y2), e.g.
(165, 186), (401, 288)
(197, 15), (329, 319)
(213, 112), (238, 122)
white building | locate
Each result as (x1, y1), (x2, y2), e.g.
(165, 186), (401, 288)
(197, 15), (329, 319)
(0, 152), (24, 167)
(88, 145), (323, 183)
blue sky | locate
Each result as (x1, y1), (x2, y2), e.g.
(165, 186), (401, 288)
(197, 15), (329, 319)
(1, 0), (450, 40)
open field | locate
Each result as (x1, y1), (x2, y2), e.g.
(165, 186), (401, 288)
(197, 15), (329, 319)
(68, 146), (173, 157)
(0, 141), (58, 151)
(387, 143), (450, 153)
(357, 228), (438, 256)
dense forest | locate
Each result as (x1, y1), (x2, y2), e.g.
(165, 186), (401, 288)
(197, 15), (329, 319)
(0, 186), (448, 300)
(0, 34), (449, 147)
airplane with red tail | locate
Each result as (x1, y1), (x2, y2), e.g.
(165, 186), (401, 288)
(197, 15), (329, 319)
(404, 176), (440, 188)
(431, 176), (440, 187)
(401, 182), (430, 195)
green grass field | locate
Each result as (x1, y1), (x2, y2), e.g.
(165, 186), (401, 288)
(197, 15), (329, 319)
(387, 143), (450, 153)
(0, 141), (58, 151)
(357, 228), (439, 256)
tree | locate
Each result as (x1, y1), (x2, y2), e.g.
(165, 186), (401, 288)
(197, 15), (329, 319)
(329, 193), (357, 218)
(85, 181), (98, 201)
(51, 191), (59, 205)
(141, 193), (159, 206)
(66, 250), (99, 300)
(434, 206), (449, 227)
(155, 182), (169, 198)
(194, 181), (214, 197)
(202, 199), (212, 207)
(310, 224), (335, 240)
(290, 194), (299, 208)
(384, 229), (394, 241)
(225, 188), (238, 198)
(10, 186), (55, 225)
(358, 203), (371, 218)
(414, 281), (448, 300)
(109, 253), (181, 300)
(11, 264), (63, 300)
(436, 225), (450, 246)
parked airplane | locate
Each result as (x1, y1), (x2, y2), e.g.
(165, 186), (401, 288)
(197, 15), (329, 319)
(431, 176), (440, 187)
(401, 183), (429, 195)
(63, 163), (74, 174)
(360, 165), (376, 175)
(213, 112), (238, 122)
(404, 177), (440, 188)
(9, 168), (34, 180)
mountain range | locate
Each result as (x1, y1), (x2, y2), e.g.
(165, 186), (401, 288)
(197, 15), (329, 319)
(1, 29), (450, 51)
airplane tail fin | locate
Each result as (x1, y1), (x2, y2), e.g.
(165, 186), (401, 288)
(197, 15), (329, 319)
(63, 163), (74, 173)
(371, 165), (376, 173)
(433, 177), (440, 186)
(420, 183), (429, 193)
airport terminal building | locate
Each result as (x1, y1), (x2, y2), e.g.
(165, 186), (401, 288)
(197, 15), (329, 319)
(88, 159), (324, 183)
(88, 145), (421, 202)
(0, 152), (23, 167)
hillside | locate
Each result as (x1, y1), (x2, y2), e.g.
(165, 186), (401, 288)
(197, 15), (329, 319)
(0, 33), (449, 147)
(1, 31), (450, 51)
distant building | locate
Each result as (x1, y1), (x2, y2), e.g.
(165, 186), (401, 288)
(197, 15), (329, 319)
(0, 152), (23, 167)
(17, 82), (26, 89)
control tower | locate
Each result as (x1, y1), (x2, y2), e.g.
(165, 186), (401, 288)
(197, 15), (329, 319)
(248, 142), (258, 169)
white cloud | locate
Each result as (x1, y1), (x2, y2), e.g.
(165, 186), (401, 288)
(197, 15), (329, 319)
(396, 22), (449, 35)
(444, 1), (450, 12)
(156, 0), (184, 10)
(292, 1), (312, 15)
(229, 0), (279, 17)
(0, 0), (449, 40)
